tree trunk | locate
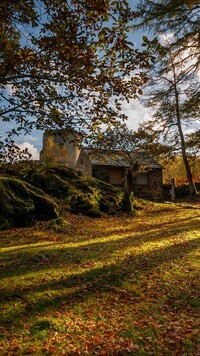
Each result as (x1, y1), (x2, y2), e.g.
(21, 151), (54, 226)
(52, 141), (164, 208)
(124, 168), (132, 194)
(122, 168), (133, 212)
(173, 64), (197, 196)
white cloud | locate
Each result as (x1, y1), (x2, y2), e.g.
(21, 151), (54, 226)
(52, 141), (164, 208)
(18, 142), (40, 160)
(15, 130), (43, 152)
(160, 32), (200, 80)
(159, 33), (174, 46)
(5, 84), (17, 95)
(121, 99), (151, 130)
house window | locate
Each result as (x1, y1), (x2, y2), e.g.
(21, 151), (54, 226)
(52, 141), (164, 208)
(80, 158), (84, 165)
(109, 169), (123, 185)
(136, 173), (148, 185)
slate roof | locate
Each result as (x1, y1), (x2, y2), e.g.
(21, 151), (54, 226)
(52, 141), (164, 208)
(84, 149), (163, 169)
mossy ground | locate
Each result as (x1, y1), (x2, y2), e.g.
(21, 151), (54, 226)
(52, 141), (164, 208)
(0, 202), (199, 355)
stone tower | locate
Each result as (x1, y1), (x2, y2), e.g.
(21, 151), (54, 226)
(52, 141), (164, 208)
(40, 130), (81, 168)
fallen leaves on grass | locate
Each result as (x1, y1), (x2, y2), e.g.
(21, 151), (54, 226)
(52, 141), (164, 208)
(0, 202), (199, 355)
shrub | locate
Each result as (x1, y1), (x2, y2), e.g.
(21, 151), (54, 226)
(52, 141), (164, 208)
(163, 181), (199, 199)
(163, 184), (171, 200)
(175, 184), (190, 197)
(121, 191), (133, 213)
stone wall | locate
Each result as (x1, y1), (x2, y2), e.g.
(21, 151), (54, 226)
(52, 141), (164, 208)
(75, 150), (92, 176)
(92, 165), (125, 186)
(92, 165), (163, 200)
(134, 169), (163, 201)
(40, 130), (81, 168)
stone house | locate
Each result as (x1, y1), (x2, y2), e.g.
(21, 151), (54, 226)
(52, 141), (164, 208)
(40, 130), (163, 200)
(75, 149), (163, 200)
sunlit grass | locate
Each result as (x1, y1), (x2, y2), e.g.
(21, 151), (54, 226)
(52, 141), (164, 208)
(0, 202), (200, 355)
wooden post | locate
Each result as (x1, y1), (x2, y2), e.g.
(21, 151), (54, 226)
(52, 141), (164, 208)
(170, 178), (176, 201)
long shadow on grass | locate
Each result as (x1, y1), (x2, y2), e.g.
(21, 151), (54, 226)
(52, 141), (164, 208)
(1, 235), (199, 330)
(0, 210), (199, 249)
(1, 216), (200, 281)
(69, 215), (200, 241)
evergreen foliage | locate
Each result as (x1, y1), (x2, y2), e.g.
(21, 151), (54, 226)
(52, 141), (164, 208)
(135, 0), (200, 195)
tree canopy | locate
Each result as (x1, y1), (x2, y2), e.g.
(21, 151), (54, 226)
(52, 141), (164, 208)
(0, 0), (158, 161)
(139, 47), (198, 194)
(136, 0), (200, 58)
(136, 0), (200, 119)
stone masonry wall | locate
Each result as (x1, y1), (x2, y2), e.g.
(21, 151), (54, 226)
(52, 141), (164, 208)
(93, 165), (163, 200)
(134, 169), (163, 201)
(40, 131), (81, 168)
(75, 150), (92, 176)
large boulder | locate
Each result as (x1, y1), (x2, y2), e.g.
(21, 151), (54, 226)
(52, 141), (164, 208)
(1, 163), (123, 217)
(0, 177), (58, 230)
(29, 167), (122, 216)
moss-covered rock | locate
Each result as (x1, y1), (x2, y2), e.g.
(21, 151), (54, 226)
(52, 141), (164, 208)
(0, 163), (123, 218)
(85, 208), (101, 218)
(0, 177), (58, 230)
(30, 172), (71, 197)
(45, 217), (69, 232)
(69, 194), (94, 214)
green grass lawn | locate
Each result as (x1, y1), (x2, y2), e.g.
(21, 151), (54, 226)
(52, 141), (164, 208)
(0, 202), (200, 355)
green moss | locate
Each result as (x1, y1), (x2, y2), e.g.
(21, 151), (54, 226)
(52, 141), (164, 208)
(74, 178), (94, 193)
(45, 217), (69, 232)
(0, 177), (58, 230)
(0, 163), (138, 219)
(0, 178), (35, 229)
(85, 208), (101, 218)
(189, 298), (200, 308)
(0, 217), (10, 230)
(69, 194), (94, 214)
(49, 165), (82, 179)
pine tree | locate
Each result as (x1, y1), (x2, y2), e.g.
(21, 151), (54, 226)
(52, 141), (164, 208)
(140, 50), (197, 195)
(136, 0), (200, 116)
(135, 0), (199, 195)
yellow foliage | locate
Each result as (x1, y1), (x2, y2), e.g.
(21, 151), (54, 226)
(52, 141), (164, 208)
(163, 156), (200, 184)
